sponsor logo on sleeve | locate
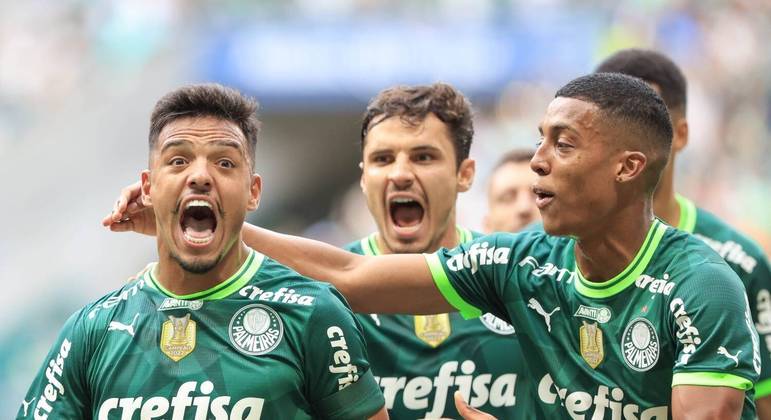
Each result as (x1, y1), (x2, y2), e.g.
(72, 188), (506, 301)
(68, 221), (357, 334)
(754, 289), (771, 354)
(326, 326), (360, 390)
(527, 298), (560, 333)
(743, 293), (762, 375)
(573, 305), (612, 324)
(96, 381), (264, 420)
(518, 256), (576, 283)
(376, 360), (516, 418)
(621, 318), (660, 372)
(161, 314), (197, 362)
(446, 242), (510, 273)
(480, 313), (515, 335)
(537, 374), (666, 419)
(88, 280), (146, 320)
(670, 298), (701, 366)
(33, 338), (71, 419)
(694, 234), (757, 274)
(238, 286), (315, 306)
(229, 305), (283, 356)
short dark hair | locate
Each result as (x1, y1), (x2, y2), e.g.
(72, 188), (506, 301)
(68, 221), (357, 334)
(555, 73), (673, 192)
(149, 83), (261, 167)
(361, 83), (474, 168)
(595, 48), (687, 114)
(492, 149), (534, 172)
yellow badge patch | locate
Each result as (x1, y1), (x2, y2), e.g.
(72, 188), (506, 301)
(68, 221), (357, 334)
(160, 314), (196, 362)
(579, 320), (604, 369)
(414, 314), (451, 347)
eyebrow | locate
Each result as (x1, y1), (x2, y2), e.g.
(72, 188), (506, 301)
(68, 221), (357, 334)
(539, 123), (577, 137)
(160, 138), (244, 153)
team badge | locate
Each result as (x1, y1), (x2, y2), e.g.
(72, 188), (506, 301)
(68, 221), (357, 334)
(574, 305), (611, 324)
(414, 314), (451, 347)
(622, 317), (659, 371)
(579, 321), (604, 369)
(229, 304), (283, 356)
(160, 314), (196, 362)
(480, 313), (515, 335)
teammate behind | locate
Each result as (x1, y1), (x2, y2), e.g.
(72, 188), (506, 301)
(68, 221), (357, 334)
(104, 83), (531, 418)
(595, 48), (771, 418)
(227, 73), (760, 418)
(19, 84), (387, 419)
(482, 149), (539, 233)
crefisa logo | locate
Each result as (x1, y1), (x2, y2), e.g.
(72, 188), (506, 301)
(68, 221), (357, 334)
(229, 304), (284, 356)
(621, 317), (659, 372)
(479, 313), (515, 335)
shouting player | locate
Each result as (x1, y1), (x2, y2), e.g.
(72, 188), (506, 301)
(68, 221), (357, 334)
(595, 47), (771, 419)
(19, 84), (387, 419)
(482, 149), (539, 233)
(104, 83), (531, 418)
(231, 73), (760, 418)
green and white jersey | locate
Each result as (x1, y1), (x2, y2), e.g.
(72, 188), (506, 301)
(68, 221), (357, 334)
(347, 227), (536, 419)
(17, 248), (384, 420)
(676, 194), (771, 398)
(426, 220), (760, 419)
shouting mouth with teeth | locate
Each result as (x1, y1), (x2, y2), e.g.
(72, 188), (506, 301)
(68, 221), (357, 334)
(179, 199), (219, 246)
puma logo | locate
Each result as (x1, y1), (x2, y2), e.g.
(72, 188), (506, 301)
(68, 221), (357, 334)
(717, 346), (741, 367)
(108, 313), (140, 337)
(527, 298), (560, 333)
(21, 397), (35, 417)
(370, 314), (381, 327)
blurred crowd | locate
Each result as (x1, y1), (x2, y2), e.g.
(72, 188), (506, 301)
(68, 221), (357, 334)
(1, 0), (769, 415)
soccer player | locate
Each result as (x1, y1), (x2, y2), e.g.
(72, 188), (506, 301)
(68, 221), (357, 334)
(230, 73), (761, 418)
(105, 83), (531, 419)
(19, 84), (387, 419)
(595, 48), (771, 418)
(482, 149), (539, 233)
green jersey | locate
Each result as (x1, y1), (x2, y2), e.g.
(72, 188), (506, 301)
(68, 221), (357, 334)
(17, 248), (384, 420)
(676, 194), (771, 398)
(426, 219), (760, 419)
(346, 227), (535, 419)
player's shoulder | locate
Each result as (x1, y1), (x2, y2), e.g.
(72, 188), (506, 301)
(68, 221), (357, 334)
(693, 207), (768, 268)
(253, 257), (353, 311)
(472, 229), (571, 255)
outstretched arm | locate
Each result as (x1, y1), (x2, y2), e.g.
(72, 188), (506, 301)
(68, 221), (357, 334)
(241, 223), (453, 315)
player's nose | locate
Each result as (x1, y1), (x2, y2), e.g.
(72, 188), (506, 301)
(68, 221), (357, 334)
(387, 156), (415, 188)
(530, 145), (550, 176)
(187, 158), (213, 192)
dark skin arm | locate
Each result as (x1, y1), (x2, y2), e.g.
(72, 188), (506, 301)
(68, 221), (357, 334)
(757, 395), (771, 420)
(671, 386), (745, 419)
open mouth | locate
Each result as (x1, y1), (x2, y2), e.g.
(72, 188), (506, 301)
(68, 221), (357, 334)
(389, 197), (424, 232)
(180, 199), (218, 245)
(532, 187), (555, 209)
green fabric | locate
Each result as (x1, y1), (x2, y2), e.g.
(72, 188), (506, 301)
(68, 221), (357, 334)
(18, 251), (384, 419)
(426, 253), (482, 319)
(574, 220), (667, 298)
(675, 194), (697, 233)
(672, 372), (753, 390)
(755, 378), (771, 398)
(429, 228), (759, 419)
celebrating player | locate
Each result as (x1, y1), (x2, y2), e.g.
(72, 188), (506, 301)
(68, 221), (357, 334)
(482, 149), (539, 233)
(595, 47), (771, 418)
(104, 83), (532, 418)
(19, 84), (387, 419)
(230, 73), (760, 418)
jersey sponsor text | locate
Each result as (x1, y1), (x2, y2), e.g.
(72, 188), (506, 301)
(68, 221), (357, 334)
(694, 234), (757, 274)
(446, 242), (510, 274)
(327, 326), (360, 390)
(32, 338), (71, 420)
(239, 286), (315, 306)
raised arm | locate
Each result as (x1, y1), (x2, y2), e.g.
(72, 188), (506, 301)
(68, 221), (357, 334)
(241, 224), (453, 315)
(671, 386), (744, 420)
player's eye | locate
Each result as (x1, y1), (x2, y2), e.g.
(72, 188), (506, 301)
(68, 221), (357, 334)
(556, 141), (573, 150)
(372, 155), (393, 164)
(169, 157), (187, 166)
(218, 159), (236, 169)
(415, 153), (434, 162)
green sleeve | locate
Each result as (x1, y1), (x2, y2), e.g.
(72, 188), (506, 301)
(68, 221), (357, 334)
(17, 307), (91, 419)
(425, 232), (519, 321)
(304, 285), (385, 419)
(746, 254), (771, 397)
(669, 262), (760, 391)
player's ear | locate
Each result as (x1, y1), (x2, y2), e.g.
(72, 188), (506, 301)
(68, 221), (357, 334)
(672, 116), (688, 154)
(140, 170), (152, 206)
(457, 158), (475, 192)
(615, 151), (647, 184)
(247, 174), (262, 211)
(359, 162), (367, 194)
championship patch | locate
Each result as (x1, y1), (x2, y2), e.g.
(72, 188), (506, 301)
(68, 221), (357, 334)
(229, 304), (283, 356)
(160, 314), (196, 362)
(621, 317), (659, 371)
(480, 313), (515, 335)
(414, 314), (451, 347)
(579, 321), (604, 369)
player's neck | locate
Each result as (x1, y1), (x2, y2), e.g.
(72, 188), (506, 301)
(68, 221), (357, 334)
(574, 203), (654, 282)
(155, 240), (252, 296)
(652, 165), (680, 227)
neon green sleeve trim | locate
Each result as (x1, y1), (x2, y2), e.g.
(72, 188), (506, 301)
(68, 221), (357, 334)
(672, 372), (753, 390)
(755, 378), (771, 399)
(424, 253), (482, 320)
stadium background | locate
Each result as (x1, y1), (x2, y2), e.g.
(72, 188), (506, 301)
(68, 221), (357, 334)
(1, 0), (769, 415)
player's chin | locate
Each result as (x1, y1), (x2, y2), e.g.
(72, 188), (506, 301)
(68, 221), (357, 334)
(174, 254), (221, 274)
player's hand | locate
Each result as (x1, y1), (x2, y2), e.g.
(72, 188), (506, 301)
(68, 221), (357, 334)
(101, 181), (157, 236)
(453, 391), (498, 420)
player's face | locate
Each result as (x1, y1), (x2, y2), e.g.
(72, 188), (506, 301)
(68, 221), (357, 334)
(142, 116), (260, 273)
(532, 97), (620, 236)
(484, 161), (539, 233)
(360, 113), (473, 253)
